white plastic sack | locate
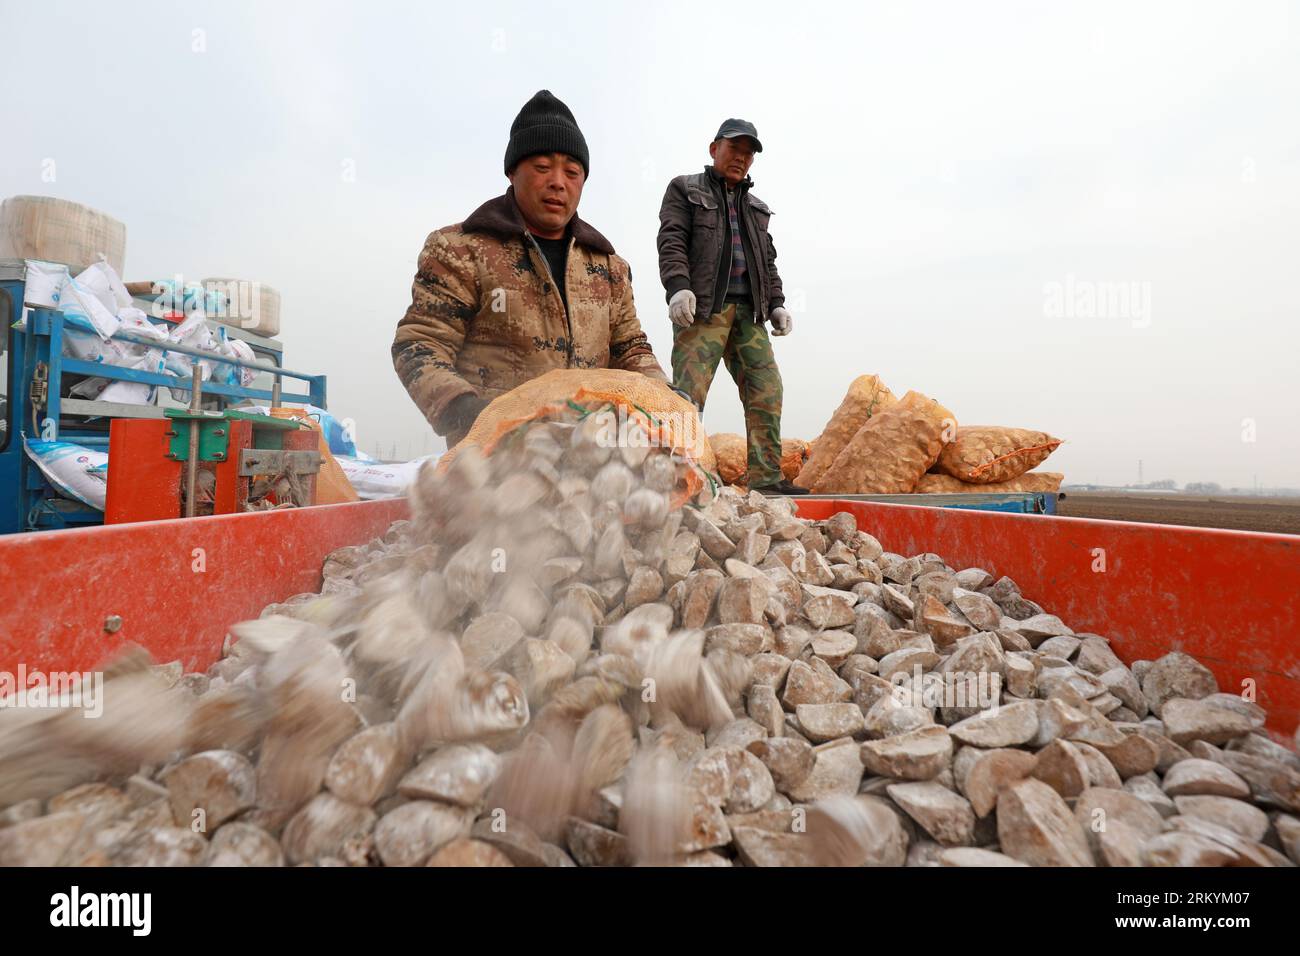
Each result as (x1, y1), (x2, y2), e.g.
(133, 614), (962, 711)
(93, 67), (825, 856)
(62, 321), (140, 366)
(73, 256), (132, 312)
(62, 305), (166, 364)
(116, 306), (169, 343)
(68, 376), (109, 399)
(102, 256), (133, 310)
(24, 438), (109, 510)
(58, 273), (121, 339)
(23, 260), (68, 309)
(165, 308), (218, 396)
(216, 330), (256, 387)
(169, 308), (216, 350)
(335, 455), (436, 500)
(98, 350), (165, 405)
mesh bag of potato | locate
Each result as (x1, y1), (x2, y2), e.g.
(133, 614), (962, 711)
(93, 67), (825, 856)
(811, 391), (955, 494)
(795, 375), (896, 489)
(934, 426), (1062, 484)
(915, 471), (1064, 494)
(438, 369), (718, 479)
(708, 433), (747, 485)
(780, 438), (810, 481)
(709, 434), (811, 487)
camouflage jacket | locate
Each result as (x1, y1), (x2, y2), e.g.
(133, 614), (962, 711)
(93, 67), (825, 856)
(392, 188), (666, 439)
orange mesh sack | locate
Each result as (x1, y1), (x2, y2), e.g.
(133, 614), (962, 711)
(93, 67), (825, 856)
(780, 438), (810, 481)
(437, 368), (717, 477)
(795, 375), (896, 489)
(935, 426), (1062, 484)
(915, 471), (1064, 494)
(812, 391), (956, 495)
(709, 432), (748, 485)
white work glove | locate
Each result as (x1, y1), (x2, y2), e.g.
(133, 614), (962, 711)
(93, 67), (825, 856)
(769, 306), (793, 336)
(668, 289), (697, 328)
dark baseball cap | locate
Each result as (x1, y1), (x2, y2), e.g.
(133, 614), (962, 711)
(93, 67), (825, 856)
(715, 118), (763, 152)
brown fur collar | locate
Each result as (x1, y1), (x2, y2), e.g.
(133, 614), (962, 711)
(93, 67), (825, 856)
(463, 187), (615, 255)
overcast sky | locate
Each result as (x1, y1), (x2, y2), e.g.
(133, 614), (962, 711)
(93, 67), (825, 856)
(4, 0), (1297, 489)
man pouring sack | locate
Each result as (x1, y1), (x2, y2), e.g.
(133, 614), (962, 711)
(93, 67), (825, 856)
(394, 90), (667, 448)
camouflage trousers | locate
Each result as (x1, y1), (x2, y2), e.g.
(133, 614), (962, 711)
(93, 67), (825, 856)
(671, 301), (783, 488)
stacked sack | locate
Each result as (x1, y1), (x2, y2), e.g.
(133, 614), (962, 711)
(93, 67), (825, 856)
(795, 376), (1063, 495)
(46, 259), (259, 407)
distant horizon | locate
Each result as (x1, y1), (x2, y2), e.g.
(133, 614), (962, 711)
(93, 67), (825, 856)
(1062, 484), (1300, 496)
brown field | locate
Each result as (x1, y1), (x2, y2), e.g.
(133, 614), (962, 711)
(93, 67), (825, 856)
(1057, 492), (1300, 535)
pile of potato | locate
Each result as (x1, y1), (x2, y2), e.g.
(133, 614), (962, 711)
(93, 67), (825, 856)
(0, 401), (1294, 867)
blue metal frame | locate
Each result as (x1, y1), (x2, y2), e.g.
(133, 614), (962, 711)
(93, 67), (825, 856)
(27, 309), (327, 414)
(0, 273), (328, 533)
(0, 283), (19, 535)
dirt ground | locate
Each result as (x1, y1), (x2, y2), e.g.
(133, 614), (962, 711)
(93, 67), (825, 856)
(1057, 492), (1300, 536)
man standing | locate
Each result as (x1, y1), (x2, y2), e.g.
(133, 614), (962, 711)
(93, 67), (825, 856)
(393, 90), (667, 448)
(656, 119), (806, 495)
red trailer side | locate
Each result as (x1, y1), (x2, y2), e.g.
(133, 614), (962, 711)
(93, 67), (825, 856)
(1, 497), (1295, 738)
(0, 499), (407, 676)
(797, 499), (1300, 739)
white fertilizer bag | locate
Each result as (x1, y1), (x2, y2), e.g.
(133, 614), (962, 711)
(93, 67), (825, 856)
(73, 256), (132, 313)
(24, 438), (109, 510)
(22, 260), (68, 309)
(215, 329), (256, 387)
(58, 272), (121, 339)
(165, 309), (218, 399)
(335, 455), (436, 500)
(62, 320), (140, 367)
(61, 306), (165, 370)
(116, 306), (169, 343)
(97, 350), (165, 406)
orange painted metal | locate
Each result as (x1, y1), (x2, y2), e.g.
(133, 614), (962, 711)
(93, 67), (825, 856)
(104, 419), (182, 523)
(105, 419), (325, 523)
(796, 499), (1300, 737)
(0, 498), (408, 676)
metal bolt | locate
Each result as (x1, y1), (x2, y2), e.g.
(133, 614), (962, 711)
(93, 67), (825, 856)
(104, 615), (123, 634)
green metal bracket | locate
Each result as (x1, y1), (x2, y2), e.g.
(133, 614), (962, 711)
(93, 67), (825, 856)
(163, 409), (303, 462)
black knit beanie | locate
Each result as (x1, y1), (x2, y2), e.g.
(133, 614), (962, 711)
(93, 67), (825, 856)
(504, 90), (590, 177)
